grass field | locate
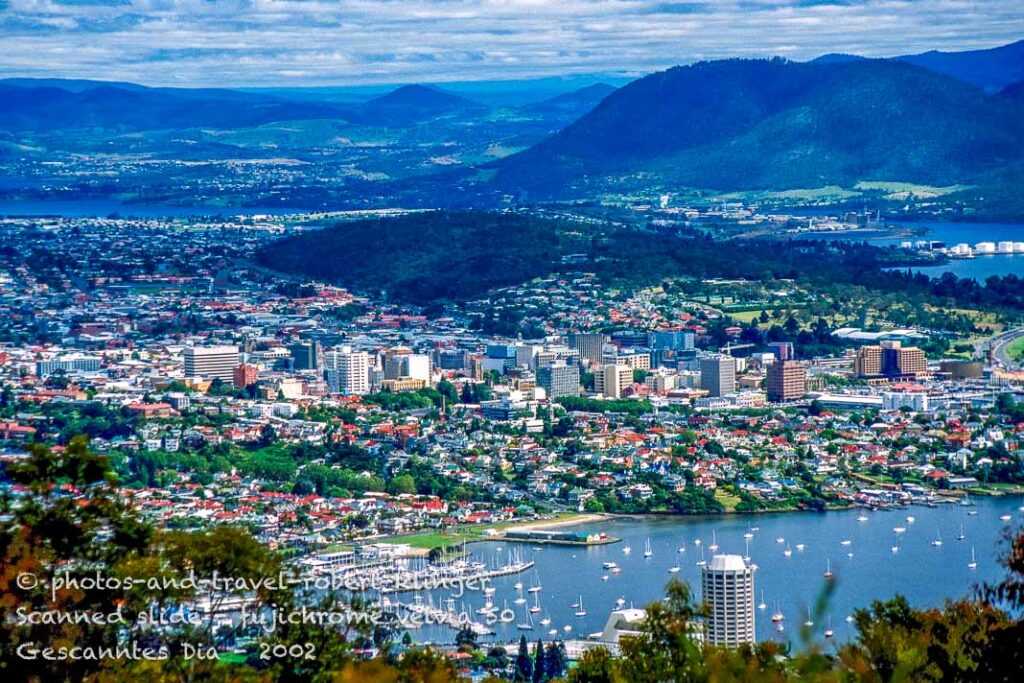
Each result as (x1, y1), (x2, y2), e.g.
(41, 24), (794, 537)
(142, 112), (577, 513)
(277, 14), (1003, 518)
(377, 512), (593, 551)
(1007, 336), (1024, 361)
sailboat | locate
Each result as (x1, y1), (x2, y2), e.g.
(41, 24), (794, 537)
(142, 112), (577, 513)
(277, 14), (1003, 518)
(529, 591), (542, 614)
(804, 607), (814, 628)
(709, 531), (719, 552)
(783, 544), (793, 558)
(824, 615), (834, 639)
(540, 613), (552, 626)
(574, 595), (587, 617)
(891, 534), (900, 553)
(857, 512), (869, 522)
(931, 530), (943, 547)
(771, 602), (784, 623)
(957, 524), (966, 541)
(758, 590), (767, 611)
(514, 584), (526, 605)
(824, 559), (834, 579)
(644, 538), (653, 558)
(677, 545), (686, 554)
(743, 537), (751, 562)
(696, 545), (707, 567)
(623, 544), (632, 554)
(517, 607), (534, 631)
(668, 563), (680, 573)
(968, 546), (977, 569)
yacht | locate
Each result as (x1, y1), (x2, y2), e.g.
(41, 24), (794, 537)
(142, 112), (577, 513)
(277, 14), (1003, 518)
(602, 561), (618, 570)
(574, 596), (587, 618)
(776, 536), (785, 544)
(1000, 514), (1012, 522)
(893, 526), (906, 534)
(677, 546), (686, 554)
(709, 532), (719, 552)
(857, 513), (869, 522)
(824, 559), (834, 579)
(623, 545), (632, 554)
(530, 592), (542, 614)
(840, 539), (852, 546)
(931, 531), (943, 547)
(968, 547), (977, 570)
(824, 616), (834, 639)
(514, 585), (526, 605)
(696, 546), (707, 567)
(758, 590), (767, 611)
(517, 610), (534, 631)
(540, 614), (551, 626)
(804, 608), (814, 628)
(644, 538), (653, 558)
(957, 525), (966, 541)
(668, 564), (680, 573)
(548, 628), (558, 636)
(906, 515), (915, 524)
(795, 543), (806, 552)
(783, 544), (793, 558)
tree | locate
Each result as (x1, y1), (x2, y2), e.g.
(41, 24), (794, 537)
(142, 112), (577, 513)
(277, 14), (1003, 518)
(455, 624), (478, 653)
(514, 634), (533, 681)
(533, 638), (546, 683)
(545, 641), (568, 680)
(387, 474), (417, 495)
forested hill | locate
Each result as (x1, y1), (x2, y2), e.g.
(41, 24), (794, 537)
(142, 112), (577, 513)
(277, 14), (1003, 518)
(494, 58), (1024, 198)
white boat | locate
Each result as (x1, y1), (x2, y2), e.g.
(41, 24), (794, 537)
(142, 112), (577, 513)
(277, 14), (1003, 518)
(968, 510), (979, 516)
(514, 585), (526, 605)
(743, 526), (754, 540)
(804, 608), (814, 628)
(840, 540), (852, 546)
(615, 597), (625, 607)
(931, 531), (943, 547)
(563, 625), (572, 633)
(709, 532), (719, 552)
(891, 534), (900, 553)
(602, 561), (618, 569)
(694, 538), (702, 546)
(783, 544), (792, 558)
(824, 559), (833, 579)
(968, 546), (977, 570)
(906, 515), (915, 524)
(893, 527), (906, 534)
(513, 581), (523, 590)
(1000, 514), (1012, 522)
(530, 591), (542, 614)
(696, 545), (707, 567)
(574, 595), (587, 617)
(668, 565), (680, 573)
(857, 514), (869, 522)
(795, 543), (806, 551)
(677, 546), (686, 554)
(540, 615), (551, 626)
(957, 525), (966, 541)
(758, 590), (767, 611)
(845, 615), (855, 623)
(517, 610), (534, 630)
(771, 603), (784, 623)
(776, 537), (785, 544)
(623, 545), (632, 554)
(602, 575), (609, 581)
(644, 538), (653, 558)
(548, 628), (557, 636)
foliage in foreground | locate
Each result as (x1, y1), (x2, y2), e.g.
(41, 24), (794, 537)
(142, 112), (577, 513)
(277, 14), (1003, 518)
(2, 439), (1024, 682)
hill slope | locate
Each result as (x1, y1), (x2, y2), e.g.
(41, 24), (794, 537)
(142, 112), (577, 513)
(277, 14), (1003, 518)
(495, 58), (1024, 196)
(897, 40), (1024, 92)
(349, 84), (483, 125)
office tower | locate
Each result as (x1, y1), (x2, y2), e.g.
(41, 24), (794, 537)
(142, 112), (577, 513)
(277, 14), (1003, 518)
(233, 364), (259, 389)
(536, 360), (580, 399)
(766, 360), (807, 402)
(568, 332), (607, 365)
(701, 555), (756, 647)
(35, 354), (102, 377)
(289, 341), (320, 370)
(855, 342), (927, 378)
(594, 364), (633, 399)
(767, 341), (795, 362)
(700, 356), (736, 397)
(383, 346), (413, 380)
(324, 346), (370, 395)
(184, 345), (239, 382)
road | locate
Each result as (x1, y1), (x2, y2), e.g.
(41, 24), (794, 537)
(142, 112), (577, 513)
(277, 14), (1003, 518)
(990, 328), (1024, 369)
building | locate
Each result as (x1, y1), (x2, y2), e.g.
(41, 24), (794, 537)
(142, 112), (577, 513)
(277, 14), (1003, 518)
(701, 554), (755, 647)
(536, 360), (580, 399)
(36, 354), (102, 377)
(289, 341), (320, 370)
(324, 346), (371, 395)
(233, 363), (259, 389)
(184, 345), (238, 382)
(855, 342), (927, 379)
(767, 341), (794, 362)
(700, 356), (736, 398)
(766, 360), (806, 402)
(383, 347), (431, 382)
(568, 332), (607, 365)
(603, 348), (651, 371)
(594, 364), (633, 399)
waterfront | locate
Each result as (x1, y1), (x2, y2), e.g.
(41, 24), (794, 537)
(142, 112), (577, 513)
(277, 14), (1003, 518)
(402, 495), (1023, 646)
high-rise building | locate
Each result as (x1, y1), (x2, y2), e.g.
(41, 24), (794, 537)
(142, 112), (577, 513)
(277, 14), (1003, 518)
(184, 345), (238, 382)
(568, 332), (607, 365)
(766, 360), (806, 402)
(855, 342), (927, 378)
(701, 554), (756, 647)
(289, 341), (320, 370)
(767, 341), (795, 362)
(594, 364), (633, 399)
(324, 346), (371, 395)
(233, 364), (259, 389)
(536, 360), (580, 399)
(700, 356), (736, 397)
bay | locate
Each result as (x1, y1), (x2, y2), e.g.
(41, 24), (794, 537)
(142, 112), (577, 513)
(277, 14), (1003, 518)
(401, 495), (1023, 646)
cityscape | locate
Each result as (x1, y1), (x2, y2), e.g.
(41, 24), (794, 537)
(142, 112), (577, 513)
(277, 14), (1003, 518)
(2, 2), (1024, 682)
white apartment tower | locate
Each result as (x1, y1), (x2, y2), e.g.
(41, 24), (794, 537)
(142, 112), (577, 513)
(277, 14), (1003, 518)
(184, 345), (239, 382)
(701, 554), (756, 647)
(325, 346), (371, 395)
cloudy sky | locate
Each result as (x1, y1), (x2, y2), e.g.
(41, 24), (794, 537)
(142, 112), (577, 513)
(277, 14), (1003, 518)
(1, 0), (1021, 86)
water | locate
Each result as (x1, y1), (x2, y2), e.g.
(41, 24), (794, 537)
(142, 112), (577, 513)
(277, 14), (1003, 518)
(798, 220), (1024, 280)
(401, 495), (1023, 646)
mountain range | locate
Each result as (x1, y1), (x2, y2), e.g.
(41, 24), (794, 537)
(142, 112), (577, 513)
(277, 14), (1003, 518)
(494, 57), (1024, 196)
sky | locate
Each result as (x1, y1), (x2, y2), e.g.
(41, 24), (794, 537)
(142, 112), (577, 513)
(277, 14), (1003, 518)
(1, 0), (1022, 87)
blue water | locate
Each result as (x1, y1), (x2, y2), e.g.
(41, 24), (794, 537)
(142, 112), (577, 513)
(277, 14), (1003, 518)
(403, 495), (1023, 647)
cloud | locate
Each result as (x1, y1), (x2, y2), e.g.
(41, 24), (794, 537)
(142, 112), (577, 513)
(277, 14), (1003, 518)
(0, 0), (1021, 85)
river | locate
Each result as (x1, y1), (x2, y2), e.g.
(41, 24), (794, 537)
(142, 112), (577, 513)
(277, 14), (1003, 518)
(399, 495), (1023, 647)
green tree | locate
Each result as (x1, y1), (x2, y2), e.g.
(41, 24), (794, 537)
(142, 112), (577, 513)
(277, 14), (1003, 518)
(514, 634), (533, 681)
